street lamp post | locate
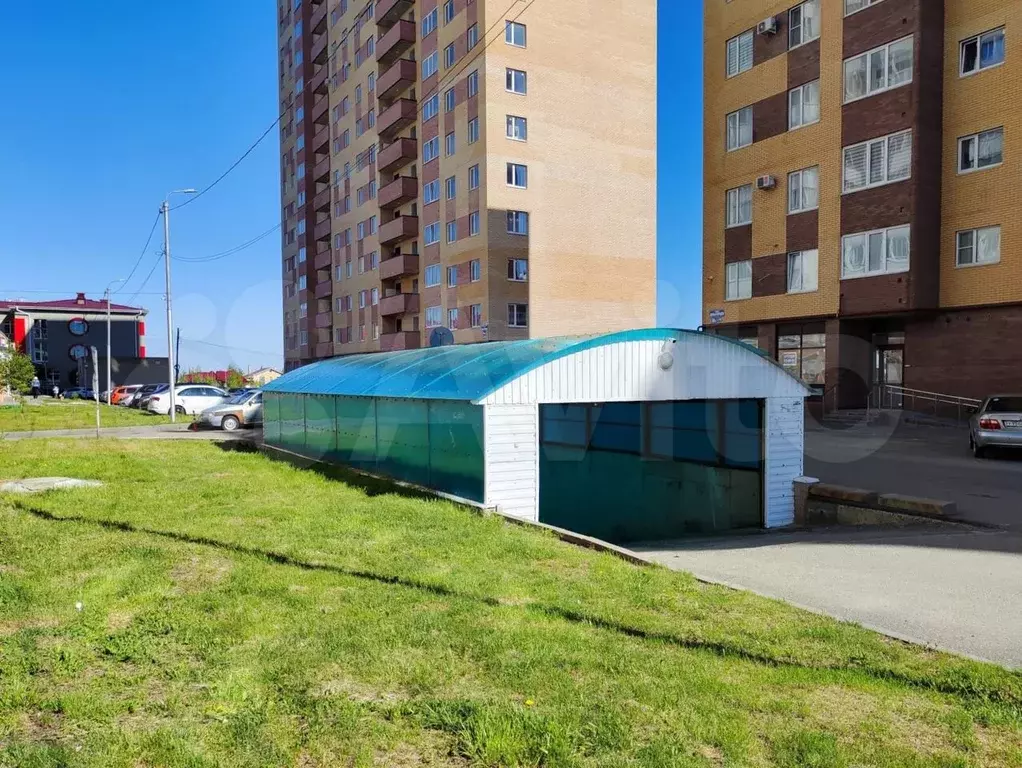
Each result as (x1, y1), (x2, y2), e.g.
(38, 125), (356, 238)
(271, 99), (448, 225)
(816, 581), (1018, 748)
(161, 189), (197, 422)
(104, 278), (126, 403)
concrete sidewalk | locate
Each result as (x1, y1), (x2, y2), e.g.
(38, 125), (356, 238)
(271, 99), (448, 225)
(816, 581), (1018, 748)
(633, 526), (1022, 668)
(0, 424), (257, 442)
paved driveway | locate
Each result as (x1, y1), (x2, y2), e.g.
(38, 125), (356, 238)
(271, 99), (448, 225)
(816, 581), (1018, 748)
(805, 421), (1022, 530)
(635, 526), (1022, 668)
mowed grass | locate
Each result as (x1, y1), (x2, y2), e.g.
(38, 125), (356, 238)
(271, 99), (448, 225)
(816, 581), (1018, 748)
(0, 402), (172, 433)
(0, 441), (1020, 767)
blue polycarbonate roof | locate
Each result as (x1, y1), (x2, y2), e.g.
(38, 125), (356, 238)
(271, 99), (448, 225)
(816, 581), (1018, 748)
(264, 328), (707, 402)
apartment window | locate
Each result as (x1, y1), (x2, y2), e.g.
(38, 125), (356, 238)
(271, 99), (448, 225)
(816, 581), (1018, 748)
(346, 260), (352, 278)
(469, 211), (480, 236)
(355, 84), (362, 104)
(371, 287), (379, 305)
(295, 76), (304, 93)
(296, 162), (306, 179)
(725, 184), (752, 228)
(335, 296), (344, 312)
(359, 290), (367, 309)
(342, 129), (350, 148)
(357, 221), (366, 240)
(297, 218), (306, 234)
(725, 261), (752, 300)
(422, 7), (438, 36)
(447, 308), (459, 328)
(789, 80), (820, 129)
(845, 0), (884, 15)
(373, 324), (380, 340)
(507, 258), (528, 282)
(359, 324), (366, 342)
(447, 265), (458, 286)
(423, 136), (440, 163)
(370, 251), (379, 270)
(344, 195), (352, 213)
(468, 118), (480, 144)
(844, 36), (914, 102)
(506, 20), (526, 47)
(469, 164), (480, 189)
(425, 305), (442, 328)
(368, 72), (375, 91)
(788, 167), (819, 213)
(961, 28), (1005, 76)
(470, 304), (482, 327)
(294, 50), (303, 67)
(959, 127), (1003, 173)
(425, 264), (441, 286)
(335, 265), (343, 281)
(298, 246), (307, 262)
(300, 330), (308, 345)
(470, 259), (481, 281)
(447, 221), (458, 243)
(341, 96), (350, 115)
(841, 225), (911, 278)
(423, 93), (439, 120)
(444, 43), (456, 69)
(508, 303), (528, 328)
(445, 88), (456, 112)
(506, 115), (527, 141)
(423, 51), (438, 79)
(296, 106), (305, 123)
(300, 301), (308, 318)
(507, 210), (529, 235)
(789, 0), (819, 49)
(445, 131), (456, 156)
(467, 23), (479, 50)
(358, 256), (365, 274)
(423, 179), (440, 204)
(445, 176), (456, 200)
(787, 249), (819, 293)
(467, 70), (479, 97)
(726, 31), (753, 78)
(506, 162), (528, 188)
(726, 107), (752, 151)
(296, 134), (305, 151)
(424, 221), (441, 245)
(298, 274), (307, 290)
(956, 226), (1001, 267)
(297, 190), (306, 207)
(506, 68), (527, 94)
(843, 130), (912, 192)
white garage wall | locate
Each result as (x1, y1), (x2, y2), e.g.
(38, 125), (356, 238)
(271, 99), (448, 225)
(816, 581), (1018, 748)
(484, 404), (539, 520)
(764, 397), (805, 528)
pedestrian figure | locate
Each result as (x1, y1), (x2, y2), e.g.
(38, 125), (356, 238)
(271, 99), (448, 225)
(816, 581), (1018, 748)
(30, 376), (41, 399)
(52, 384), (59, 399)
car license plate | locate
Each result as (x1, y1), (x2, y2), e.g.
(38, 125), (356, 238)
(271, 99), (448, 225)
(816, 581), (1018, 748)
(1003, 420), (1022, 429)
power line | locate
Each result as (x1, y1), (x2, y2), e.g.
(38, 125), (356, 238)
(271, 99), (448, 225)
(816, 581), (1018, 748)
(0, 289), (167, 296)
(179, 336), (280, 358)
(114, 211), (162, 294)
(126, 253), (165, 305)
(173, 223), (282, 263)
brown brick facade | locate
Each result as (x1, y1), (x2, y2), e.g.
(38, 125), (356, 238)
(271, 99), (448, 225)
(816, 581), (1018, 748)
(752, 91), (788, 143)
(841, 181), (913, 234)
(724, 225), (753, 263)
(787, 209), (818, 252)
(787, 38), (819, 88)
(752, 253), (787, 297)
(753, 21), (788, 66)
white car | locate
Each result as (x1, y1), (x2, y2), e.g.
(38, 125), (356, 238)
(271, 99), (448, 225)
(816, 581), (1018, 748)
(147, 385), (227, 416)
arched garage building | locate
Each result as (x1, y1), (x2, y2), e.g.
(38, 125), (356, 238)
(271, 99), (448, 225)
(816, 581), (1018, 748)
(262, 330), (809, 542)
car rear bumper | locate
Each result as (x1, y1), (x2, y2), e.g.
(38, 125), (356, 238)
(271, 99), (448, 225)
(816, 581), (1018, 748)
(975, 429), (1022, 448)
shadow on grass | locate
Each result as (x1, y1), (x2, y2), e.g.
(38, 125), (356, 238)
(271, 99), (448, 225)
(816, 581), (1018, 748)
(13, 501), (1022, 709)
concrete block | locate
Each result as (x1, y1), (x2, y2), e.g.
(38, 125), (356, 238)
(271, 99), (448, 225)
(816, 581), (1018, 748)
(809, 483), (879, 505)
(878, 493), (957, 518)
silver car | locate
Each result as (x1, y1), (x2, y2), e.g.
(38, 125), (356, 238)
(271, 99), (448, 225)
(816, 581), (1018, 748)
(970, 395), (1022, 458)
(198, 389), (263, 431)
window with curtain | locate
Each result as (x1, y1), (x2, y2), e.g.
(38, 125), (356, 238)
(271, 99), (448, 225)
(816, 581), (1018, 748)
(842, 225), (911, 278)
(843, 130), (912, 192)
(787, 250), (819, 294)
(789, 80), (820, 129)
(788, 166), (819, 213)
(956, 226), (1001, 267)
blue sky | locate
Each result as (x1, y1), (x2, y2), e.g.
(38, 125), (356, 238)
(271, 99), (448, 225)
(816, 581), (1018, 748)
(0, 1), (702, 371)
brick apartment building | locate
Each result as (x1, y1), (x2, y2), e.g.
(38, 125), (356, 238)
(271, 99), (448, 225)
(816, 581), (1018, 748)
(703, 0), (1022, 408)
(277, 0), (657, 370)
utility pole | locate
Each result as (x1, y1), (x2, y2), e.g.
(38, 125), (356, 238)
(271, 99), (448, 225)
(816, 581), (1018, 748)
(175, 327), (181, 383)
(104, 278), (125, 404)
(160, 189), (196, 423)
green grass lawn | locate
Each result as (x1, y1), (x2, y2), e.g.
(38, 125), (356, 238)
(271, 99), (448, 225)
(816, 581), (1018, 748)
(0, 440), (1019, 767)
(0, 402), (172, 433)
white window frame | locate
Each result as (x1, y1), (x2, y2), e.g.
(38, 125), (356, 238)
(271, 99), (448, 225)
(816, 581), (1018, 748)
(843, 35), (914, 103)
(958, 127), (1003, 174)
(422, 51), (438, 79)
(425, 305), (442, 328)
(507, 210), (529, 235)
(507, 258), (528, 282)
(467, 23), (479, 50)
(422, 7), (438, 37)
(508, 303), (528, 328)
(423, 136), (440, 163)
(470, 259), (481, 281)
(788, 166), (820, 214)
(960, 27), (1005, 77)
(423, 179), (440, 204)
(844, 0), (884, 16)
(788, 0), (820, 50)
(726, 106), (753, 151)
(786, 249), (819, 294)
(506, 68), (527, 94)
(468, 117), (479, 144)
(726, 30), (753, 78)
(447, 221), (458, 243)
(448, 308), (459, 328)
(445, 176), (456, 200)
(445, 88), (456, 112)
(841, 225), (911, 279)
(507, 162), (528, 189)
(444, 43), (456, 69)
(423, 93), (439, 120)
(469, 211), (480, 236)
(469, 164), (480, 190)
(725, 184), (752, 228)
(424, 264), (441, 287)
(467, 70), (479, 97)
(725, 260), (752, 301)
(444, 0), (455, 24)
(424, 221), (441, 246)
(842, 129), (912, 193)
(506, 115), (527, 141)
(956, 226), (1001, 268)
(788, 80), (820, 130)
(470, 303), (482, 327)
(447, 265), (458, 286)
(505, 20), (526, 47)
(445, 131), (456, 156)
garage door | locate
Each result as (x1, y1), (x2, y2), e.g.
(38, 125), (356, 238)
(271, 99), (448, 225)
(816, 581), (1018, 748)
(539, 400), (763, 543)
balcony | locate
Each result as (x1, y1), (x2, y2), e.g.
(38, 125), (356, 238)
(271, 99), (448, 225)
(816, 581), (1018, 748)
(313, 186), (331, 212)
(379, 252), (419, 280)
(378, 137), (417, 173)
(376, 0), (414, 28)
(310, 1), (327, 34)
(312, 156), (330, 182)
(314, 249), (332, 270)
(314, 219), (332, 241)
(380, 330), (421, 352)
(310, 66), (328, 95)
(379, 292), (420, 317)
(311, 94), (329, 125)
(311, 34), (328, 65)
(378, 176), (418, 210)
(314, 311), (332, 329)
(377, 19), (415, 67)
(378, 215), (419, 246)
(377, 98), (417, 141)
(377, 59), (416, 103)
(314, 342), (334, 358)
(312, 123), (329, 153)
(315, 281), (333, 299)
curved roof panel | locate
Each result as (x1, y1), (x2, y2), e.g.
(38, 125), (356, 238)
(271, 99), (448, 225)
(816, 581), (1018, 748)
(263, 328), (804, 403)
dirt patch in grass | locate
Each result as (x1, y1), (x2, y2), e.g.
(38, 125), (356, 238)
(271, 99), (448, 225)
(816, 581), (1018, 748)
(0, 617), (60, 636)
(312, 672), (406, 705)
(169, 555), (232, 594)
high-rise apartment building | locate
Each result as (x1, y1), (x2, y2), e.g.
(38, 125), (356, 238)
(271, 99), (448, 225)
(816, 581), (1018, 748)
(703, 0), (1021, 408)
(277, 0), (656, 370)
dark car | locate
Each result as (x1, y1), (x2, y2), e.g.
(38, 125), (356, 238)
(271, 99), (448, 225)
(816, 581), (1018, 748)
(132, 383), (169, 409)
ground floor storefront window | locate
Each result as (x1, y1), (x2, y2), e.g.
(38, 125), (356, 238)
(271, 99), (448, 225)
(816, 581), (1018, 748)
(778, 325), (826, 393)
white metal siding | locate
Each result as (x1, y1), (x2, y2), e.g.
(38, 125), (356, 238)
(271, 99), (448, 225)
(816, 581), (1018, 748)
(764, 397), (805, 528)
(484, 404), (539, 520)
(478, 336), (808, 406)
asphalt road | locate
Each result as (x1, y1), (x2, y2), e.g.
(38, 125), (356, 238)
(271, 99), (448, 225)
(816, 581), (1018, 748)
(805, 421), (1022, 530)
(635, 526), (1022, 668)
(0, 424), (258, 442)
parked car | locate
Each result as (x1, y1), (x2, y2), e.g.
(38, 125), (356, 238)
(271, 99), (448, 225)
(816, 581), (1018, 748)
(131, 383), (168, 409)
(969, 395), (1022, 458)
(111, 385), (141, 405)
(148, 385), (227, 416)
(62, 387), (94, 400)
(199, 389), (263, 431)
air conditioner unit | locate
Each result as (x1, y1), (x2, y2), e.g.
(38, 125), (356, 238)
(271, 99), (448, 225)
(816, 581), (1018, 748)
(756, 175), (777, 190)
(757, 16), (778, 35)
